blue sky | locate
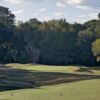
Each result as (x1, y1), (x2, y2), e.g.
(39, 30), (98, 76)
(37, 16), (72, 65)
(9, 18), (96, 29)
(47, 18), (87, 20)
(0, 0), (100, 23)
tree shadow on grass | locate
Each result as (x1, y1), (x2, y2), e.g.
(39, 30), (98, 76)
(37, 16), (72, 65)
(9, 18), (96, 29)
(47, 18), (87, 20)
(0, 65), (100, 92)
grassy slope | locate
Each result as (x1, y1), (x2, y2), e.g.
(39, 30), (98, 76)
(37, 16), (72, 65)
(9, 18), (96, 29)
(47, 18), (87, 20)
(0, 79), (100, 100)
(5, 63), (100, 75)
(0, 64), (100, 100)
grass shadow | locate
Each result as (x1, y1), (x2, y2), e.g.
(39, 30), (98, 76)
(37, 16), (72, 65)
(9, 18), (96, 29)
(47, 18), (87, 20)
(0, 65), (100, 92)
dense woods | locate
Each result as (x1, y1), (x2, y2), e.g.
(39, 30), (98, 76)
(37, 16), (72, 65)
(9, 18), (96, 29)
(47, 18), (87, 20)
(0, 6), (100, 66)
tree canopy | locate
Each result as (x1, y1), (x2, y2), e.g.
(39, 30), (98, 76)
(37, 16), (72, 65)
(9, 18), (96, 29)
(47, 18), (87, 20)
(0, 6), (100, 66)
(92, 39), (100, 63)
(98, 13), (100, 20)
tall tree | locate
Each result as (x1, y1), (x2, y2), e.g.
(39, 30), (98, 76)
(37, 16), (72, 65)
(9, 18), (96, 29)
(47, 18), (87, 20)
(0, 6), (16, 63)
(0, 6), (15, 28)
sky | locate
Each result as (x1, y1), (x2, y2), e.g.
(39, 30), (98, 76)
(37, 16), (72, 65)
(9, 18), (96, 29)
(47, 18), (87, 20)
(0, 0), (100, 23)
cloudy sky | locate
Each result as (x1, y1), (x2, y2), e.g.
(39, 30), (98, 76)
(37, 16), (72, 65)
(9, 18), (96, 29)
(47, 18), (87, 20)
(0, 0), (100, 23)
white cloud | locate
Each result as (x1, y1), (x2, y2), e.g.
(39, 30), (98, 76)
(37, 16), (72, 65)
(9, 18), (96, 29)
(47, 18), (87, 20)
(33, 13), (38, 17)
(56, 2), (66, 7)
(88, 13), (98, 18)
(60, 0), (100, 10)
(12, 10), (24, 20)
(39, 8), (46, 12)
(35, 8), (47, 13)
(53, 12), (66, 17)
(5, 0), (23, 4)
(13, 10), (24, 15)
(32, 8), (46, 19)
(5, 0), (47, 5)
(78, 13), (98, 19)
(61, 0), (83, 5)
(5, 0), (100, 10)
(75, 5), (91, 10)
(43, 17), (51, 21)
(5, 0), (34, 4)
(76, 12), (98, 23)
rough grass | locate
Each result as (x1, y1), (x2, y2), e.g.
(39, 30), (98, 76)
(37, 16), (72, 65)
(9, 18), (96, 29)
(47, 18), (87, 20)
(0, 79), (100, 100)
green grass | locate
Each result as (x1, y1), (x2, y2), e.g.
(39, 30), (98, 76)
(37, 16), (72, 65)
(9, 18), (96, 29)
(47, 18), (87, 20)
(0, 79), (100, 100)
(0, 64), (100, 100)
(5, 63), (100, 75)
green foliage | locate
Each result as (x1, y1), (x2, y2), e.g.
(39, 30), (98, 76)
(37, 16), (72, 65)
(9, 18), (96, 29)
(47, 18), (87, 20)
(0, 6), (15, 28)
(0, 6), (16, 63)
(98, 13), (100, 20)
(92, 39), (100, 62)
(0, 6), (100, 66)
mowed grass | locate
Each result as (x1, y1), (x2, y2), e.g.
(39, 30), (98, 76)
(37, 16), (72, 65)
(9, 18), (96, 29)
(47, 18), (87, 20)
(0, 64), (100, 90)
(0, 79), (100, 100)
(0, 64), (100, 100)
(5, 63), (100, 75)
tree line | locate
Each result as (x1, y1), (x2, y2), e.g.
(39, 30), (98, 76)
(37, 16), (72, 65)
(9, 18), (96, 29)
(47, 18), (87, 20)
(0, 6), (100, 66)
